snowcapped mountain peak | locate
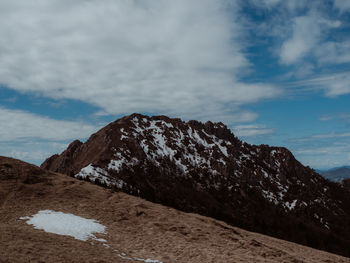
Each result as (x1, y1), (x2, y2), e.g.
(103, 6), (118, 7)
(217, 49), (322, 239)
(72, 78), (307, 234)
(41, 113), (330, 212)
(41, 113), (350, 254)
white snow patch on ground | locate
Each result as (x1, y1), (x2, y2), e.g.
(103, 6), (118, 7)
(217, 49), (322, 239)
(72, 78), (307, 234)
(20, 210), (163, 262)
(19, 210), (106, 241)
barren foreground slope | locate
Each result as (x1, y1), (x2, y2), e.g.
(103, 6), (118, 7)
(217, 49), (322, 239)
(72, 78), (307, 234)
(1, 156), (349, 263)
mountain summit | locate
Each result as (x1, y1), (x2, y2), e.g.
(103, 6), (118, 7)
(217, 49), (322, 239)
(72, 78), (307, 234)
(42, 113), (350, 257)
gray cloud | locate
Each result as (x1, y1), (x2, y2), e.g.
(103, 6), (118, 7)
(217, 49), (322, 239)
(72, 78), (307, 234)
(0, 106), (100, 164)
(292, 141), (350, 169)
(248, 0), (281, 9)
(288, 132), (350, 169)
(0, 107), (98, 141)
(333, 0), (350, 13)
(0, 0), (280, 125)
(293, 146), (350, 169)
(0, 141), (69, 165)
(315, 41), (350, 65)
(248, 0), (310, 12)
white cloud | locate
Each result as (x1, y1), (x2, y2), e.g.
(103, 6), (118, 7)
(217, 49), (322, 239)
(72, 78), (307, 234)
(319, 115), (333, 121)
(290, 131), (350, 142)
(284, 0), (308, 12)
(264, 0), (280, 6)
(0, 0), (280, 125)
(317, 73), (350, 97)
(0, 107), (98, 141)
(311, 132), (350, 139)
(232, 124), (274, 137)
(315, 41), (350, 65)
(291, 72), (350, 97)
(0, 141), (69, 165)
(249, 0), (281, 9)
(249, 0), (308, 12)
(294, 146), (344, 155)
(278, 7), (341, 65)
(319, 113), (350, 122)
(293, 143), (350, 169)
(333, 0), (350, 13)
(288, 133), (350, 168)
(290, 131), (350, 169)
(0, 107), (99, 164)
(293, 63), (315, 78)
(279, 15), (322, 64)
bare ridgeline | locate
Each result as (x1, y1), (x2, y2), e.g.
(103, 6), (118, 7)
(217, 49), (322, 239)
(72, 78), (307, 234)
(42, 113), (350, 257)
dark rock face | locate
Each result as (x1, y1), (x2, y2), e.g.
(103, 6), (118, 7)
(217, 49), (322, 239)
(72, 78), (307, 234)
(41, 113), (350, 257)
(41, 140), (83, 175)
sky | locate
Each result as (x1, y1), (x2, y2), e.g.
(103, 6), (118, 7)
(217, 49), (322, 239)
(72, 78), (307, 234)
(0, 0), (349, 169)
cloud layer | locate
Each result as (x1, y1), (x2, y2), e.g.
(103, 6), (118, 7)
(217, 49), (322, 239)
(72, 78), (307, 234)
(0, 107), (98, 141)
(1, 0), (349, 168)
(0, 0), (279, 124)
(0, 107), (99, 164)
(232, 124), (274, 137)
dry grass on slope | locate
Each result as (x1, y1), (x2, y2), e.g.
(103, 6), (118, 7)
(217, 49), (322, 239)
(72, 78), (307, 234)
(0, 156), (349, 263)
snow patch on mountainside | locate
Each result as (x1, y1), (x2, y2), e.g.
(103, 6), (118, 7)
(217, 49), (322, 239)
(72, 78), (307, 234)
(20, 210), (106, 241)
(129, 117), (229, 176)
(75, 164), (112, 186)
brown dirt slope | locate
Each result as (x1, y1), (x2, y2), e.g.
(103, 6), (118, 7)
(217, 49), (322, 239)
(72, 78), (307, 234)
(1, 156), (349, 263)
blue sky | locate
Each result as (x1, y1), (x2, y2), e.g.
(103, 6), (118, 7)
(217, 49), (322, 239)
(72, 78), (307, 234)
(0, 0), (349, 169)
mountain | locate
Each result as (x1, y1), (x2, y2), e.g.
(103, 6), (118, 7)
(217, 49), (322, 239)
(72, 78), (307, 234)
(41, 113), (350, 257)
(319, 166), (350, 182)
(1, 156), (350, 263)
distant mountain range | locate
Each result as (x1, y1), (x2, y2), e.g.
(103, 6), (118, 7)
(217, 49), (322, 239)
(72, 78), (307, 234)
(41, 113), (350, 257)
(318, 166), (350, 182)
